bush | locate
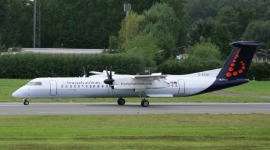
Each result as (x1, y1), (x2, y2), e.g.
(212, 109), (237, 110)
(0, 54), (145, 78)
(247, 63), (270, 81)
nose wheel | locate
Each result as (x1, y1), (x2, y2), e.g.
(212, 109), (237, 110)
(23, 99), (29, 105)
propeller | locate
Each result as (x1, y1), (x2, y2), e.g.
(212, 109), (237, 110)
(104, 66), (114, 89)
(83, 65), (90, 77)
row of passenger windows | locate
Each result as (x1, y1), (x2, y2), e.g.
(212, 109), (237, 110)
(61, 84), (109, 89)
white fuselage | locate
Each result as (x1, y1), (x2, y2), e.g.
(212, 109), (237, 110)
(12, 70), (219, 99)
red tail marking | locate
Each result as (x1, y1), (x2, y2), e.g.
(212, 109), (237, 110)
(226, 48), (247, 78)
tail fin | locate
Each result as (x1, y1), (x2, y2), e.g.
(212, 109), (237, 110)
(217, 41), (259, 80)
(199, 41), (260, 93)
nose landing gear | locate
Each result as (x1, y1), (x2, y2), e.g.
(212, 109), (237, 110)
(23, 99), (29, 105)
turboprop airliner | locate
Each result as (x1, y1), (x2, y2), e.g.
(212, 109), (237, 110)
(12, 41), (259, 107)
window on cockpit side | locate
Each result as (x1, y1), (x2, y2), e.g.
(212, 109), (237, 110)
(27, 81), (42, 86)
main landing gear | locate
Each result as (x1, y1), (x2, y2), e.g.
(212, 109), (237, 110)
(117, 98), (125, 106)
(117, 98), (149, 107)
(23, 99), (29, 105)
(141, 99), (149, 107)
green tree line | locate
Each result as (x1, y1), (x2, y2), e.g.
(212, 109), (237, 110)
(1, 0), (269, 49)
(0, 0), (269, 80)
(0, 54), (145, 78)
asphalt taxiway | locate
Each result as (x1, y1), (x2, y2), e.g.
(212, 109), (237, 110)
(0, 103), (269, 115)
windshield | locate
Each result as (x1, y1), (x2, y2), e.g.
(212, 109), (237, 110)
(27, 81), (42, 86)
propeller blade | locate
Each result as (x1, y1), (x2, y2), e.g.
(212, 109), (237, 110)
(104, 66), (114, 86)
(83, 66), (90, 77)
(109, 66), (112, 79)
(105, 66), (110, 78)
(83, 66), (86, 76)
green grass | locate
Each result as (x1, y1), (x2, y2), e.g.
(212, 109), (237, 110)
(1, 79), (270, 103)
(223, 81), (270, 96)
(1, 79), (270, 149)
(0, 114), (269, 150)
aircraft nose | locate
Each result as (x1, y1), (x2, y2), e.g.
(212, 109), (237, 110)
(12, 89), (24, 98)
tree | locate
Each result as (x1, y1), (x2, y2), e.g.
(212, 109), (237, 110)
(217, 6), (240, 40)
(0, 0), (32, 48)
(117, 12), (144, 51)
(188, 42), (221, 63)
(243, 20), (270, 47)
(122, 35), (158, 67)
(115, 2), (187, 64)
(210, 23), (232, 58)
(158, 42), (222, 74)
(141, 3), (178, 58)
(189, 19), (214, 45)
(161, 0), (187, 47)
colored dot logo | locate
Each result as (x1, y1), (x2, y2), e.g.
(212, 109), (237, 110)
(226, 48), (246, 78)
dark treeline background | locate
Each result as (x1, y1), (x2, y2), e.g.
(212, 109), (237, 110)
(0, 0), (269, 49)
(0, 0), (159, 49)
(0, 0), (270, 80)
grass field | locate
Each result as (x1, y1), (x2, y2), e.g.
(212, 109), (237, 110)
(0, 114), (269, 150)
(1, 79), (270, 149)
(1, 79), (269, 103)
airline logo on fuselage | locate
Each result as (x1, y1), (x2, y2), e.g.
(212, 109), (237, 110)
(64, 81), (101, 85)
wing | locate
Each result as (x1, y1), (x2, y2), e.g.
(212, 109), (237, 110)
(132, 74), (167, 80)
(113, 74), (169, 90)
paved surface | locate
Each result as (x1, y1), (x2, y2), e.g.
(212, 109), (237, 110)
(0, 103), (270, 115)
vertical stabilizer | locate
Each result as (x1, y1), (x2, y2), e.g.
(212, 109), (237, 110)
(200, 41), (260, 93)
(217, 41), (259, 80)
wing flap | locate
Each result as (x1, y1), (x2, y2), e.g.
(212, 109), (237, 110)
(132, 74), (166, 79)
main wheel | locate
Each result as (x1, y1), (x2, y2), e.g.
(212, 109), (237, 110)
(117, 98), (125, 105)
(141, 100), (149, 107)
(23, 99), (29, 105)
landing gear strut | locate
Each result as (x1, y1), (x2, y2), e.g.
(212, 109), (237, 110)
(23, 99), (29, 105)
(117, 98), (125, 106)
(141, 99), (149, 107)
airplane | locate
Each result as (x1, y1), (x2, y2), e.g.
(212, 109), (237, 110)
(12, 41), (259, 107)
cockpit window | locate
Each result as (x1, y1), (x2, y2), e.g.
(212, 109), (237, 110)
(27, 81), (42, 86)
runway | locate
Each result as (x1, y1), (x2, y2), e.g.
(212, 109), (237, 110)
(0, 102), (270, 115)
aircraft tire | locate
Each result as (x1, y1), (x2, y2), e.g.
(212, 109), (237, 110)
(117, 98), (125, 105)
(23, 99), (29, 105)
(141, 100), (149, 107)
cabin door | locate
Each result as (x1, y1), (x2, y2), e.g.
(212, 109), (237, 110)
(178, 80), (185, 94)
(49, 81), (57, 96)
